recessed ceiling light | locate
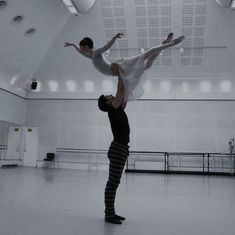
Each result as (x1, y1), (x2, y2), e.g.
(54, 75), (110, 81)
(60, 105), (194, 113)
(62, 0), (96, 14)
(84, 80), (95, 92)
(200, 81), (211, 92)
(24, 28), (37, 37)
(0, 1), (7, 10)
(48, 80), (58, 92)
(160, 81), (171, 92)
(65, 80), (77, 92)
(215, 0), (235, 9)
(11, 15), (24, 24)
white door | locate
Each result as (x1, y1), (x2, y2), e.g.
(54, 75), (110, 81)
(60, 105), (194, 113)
(7, 126), (22, 160)
(23, 127), (38, 167)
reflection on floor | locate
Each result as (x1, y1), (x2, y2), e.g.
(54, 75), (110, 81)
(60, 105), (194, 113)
(0, 167), (235, 235)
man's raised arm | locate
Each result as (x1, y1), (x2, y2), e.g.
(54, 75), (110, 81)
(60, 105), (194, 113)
(112, 77), (126, 109)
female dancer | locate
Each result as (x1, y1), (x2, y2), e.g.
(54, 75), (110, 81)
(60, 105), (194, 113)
(64, 33), (124, 76)
(64, 33), (184, 101)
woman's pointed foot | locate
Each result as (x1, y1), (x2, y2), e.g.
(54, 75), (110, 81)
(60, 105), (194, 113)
(162, 32), (174, 44)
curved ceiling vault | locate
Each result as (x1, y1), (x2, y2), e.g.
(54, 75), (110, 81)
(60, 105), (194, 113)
(0, 0), (96, 97)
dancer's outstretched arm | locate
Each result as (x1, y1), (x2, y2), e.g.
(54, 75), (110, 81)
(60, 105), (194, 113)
(112, 77), (126, 109)
(96, 33), (123, 54)
(64, 42), (91, 58)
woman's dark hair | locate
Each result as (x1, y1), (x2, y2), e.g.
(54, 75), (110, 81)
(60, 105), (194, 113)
(79, 37), (93, 49)
(98, 95), (110, 112)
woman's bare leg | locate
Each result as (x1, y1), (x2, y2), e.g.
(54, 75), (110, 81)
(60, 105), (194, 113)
(145, 32), (175, 69)
(145, 54), (159, 70)
(143, 36), (185, 60)
(143, 35), (185, 69)
(121, 35), (184, 69)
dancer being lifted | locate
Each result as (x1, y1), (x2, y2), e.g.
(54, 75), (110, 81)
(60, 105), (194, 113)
(64, 32), (185, 101)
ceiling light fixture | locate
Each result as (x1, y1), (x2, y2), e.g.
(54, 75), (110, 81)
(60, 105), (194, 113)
(11, 15), (24, 24)
(62, 0), (96, 15)
(62, 0), (78, 15)
(63, 0), (73, 5)
(231, 0), (235, 8)
(215, 0), (235, 10)
(0, 0), (7, 10)
(179, 47), (184, 54)
(24, 28), (37, 37)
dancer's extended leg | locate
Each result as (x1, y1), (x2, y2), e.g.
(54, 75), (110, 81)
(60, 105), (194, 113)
(120, 35), (184, 70)
(119, 35), (172, 67)
(145, 54), (158, 70)
(143, 35), (185, 61)
(144, 32), (175, 70)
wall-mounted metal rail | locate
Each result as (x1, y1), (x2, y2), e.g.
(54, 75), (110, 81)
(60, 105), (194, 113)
(53, 148), (235, 176)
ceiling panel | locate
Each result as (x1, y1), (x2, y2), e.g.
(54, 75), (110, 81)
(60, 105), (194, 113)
(0, 0), (235, 96)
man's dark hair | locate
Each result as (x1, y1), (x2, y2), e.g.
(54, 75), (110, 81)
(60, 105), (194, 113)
(79, 37), (93, 49)
(98, 95), (110, 112)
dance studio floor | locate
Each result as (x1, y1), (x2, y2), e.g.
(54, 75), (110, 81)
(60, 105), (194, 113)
(0, 167), (235, 235)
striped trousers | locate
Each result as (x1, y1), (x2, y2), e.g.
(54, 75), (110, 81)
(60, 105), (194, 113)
(105, 141), (129, 218)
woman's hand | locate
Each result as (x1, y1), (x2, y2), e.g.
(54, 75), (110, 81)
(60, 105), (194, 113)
(115, 33), (123, 39)
(64, 42), (75, 47)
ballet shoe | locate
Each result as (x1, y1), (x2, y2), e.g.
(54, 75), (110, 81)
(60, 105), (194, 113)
(115, 214), (125, 220)
(169, 36), (185, 46)
(162, 32), (174, 44)
(105, 216), (122, 224)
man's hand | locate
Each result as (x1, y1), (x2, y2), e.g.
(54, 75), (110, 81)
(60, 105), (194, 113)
(64, 42), (75, 47)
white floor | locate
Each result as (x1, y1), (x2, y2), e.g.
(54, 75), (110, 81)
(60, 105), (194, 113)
(0, 167), (235, 235)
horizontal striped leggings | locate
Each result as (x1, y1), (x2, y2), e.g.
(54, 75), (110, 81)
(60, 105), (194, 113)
(105, 141), (129, 218)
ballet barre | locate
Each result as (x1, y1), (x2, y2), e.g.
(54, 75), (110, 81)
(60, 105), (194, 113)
(55, 147), (108, 168)
(0, 145), (22, 167)
(0, 145), (7, 149)
(52, 147), (235, 175)
(127, 151), (235, 176)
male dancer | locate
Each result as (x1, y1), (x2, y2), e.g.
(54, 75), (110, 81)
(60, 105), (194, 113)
(98, 71), (129, 224)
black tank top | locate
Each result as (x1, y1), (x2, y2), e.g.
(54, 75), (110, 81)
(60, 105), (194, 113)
(108, 106), (130, 146)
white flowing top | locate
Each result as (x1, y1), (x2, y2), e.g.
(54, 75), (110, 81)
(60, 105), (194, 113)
(78, 45), (147, 102)
(78, 45), (113, 76)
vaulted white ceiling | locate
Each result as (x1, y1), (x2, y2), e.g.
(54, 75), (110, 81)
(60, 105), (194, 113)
(0, 0), (235, 97)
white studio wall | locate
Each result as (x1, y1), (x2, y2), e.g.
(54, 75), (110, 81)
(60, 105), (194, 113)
(25, 98), (235, 169)
(0, 89), (26, 124)
(26, 78), (235, 100)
